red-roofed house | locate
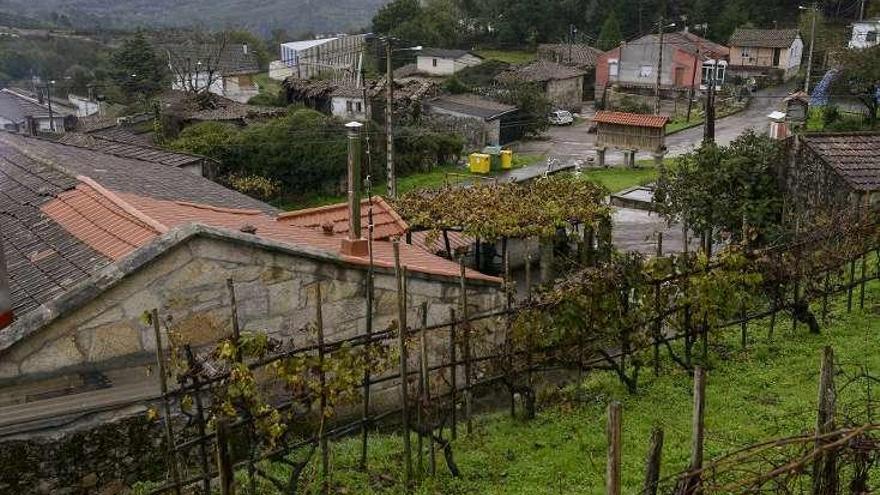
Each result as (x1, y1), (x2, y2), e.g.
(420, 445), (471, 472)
(0, 132), (501, 437)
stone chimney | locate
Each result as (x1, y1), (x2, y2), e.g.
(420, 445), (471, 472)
(340, 121), (369, 257)
(0, 231), (12, 330)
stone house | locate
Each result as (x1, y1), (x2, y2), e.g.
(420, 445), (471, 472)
(416, 48), (483, 76)
(784, 132), (880, 214)
(423, 94), (520, 148)
(0, 131), (501, 432)
(537, 43), (603, 100)
(728, 28), (803, 82)
(595, 31), (729, 100)
(496, 60), (587, 110)
(0, 88), (73, 134)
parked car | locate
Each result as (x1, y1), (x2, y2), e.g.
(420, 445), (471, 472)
(548, 110), (574, 126)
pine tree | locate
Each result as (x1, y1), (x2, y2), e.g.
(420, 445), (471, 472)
(110, 32), (167, 102)
(597, 11), (623, 51)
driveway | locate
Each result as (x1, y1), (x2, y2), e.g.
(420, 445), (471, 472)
(505, 84), (794, 182)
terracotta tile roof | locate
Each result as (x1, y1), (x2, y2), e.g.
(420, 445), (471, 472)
(730, 29), (800, 49)
(593, 111), (669, 129)
(802, 133), (880, 191)
(277, 197), (409, 240)
(629, 31), (729, 60)
(41, 182), (162, 260)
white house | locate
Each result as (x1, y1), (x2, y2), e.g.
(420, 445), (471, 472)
(728, 28), (803, 81)
(416, 48), (483, 76)
(166, 43), (262, 104)
(0, 88), (71, 134)
(330, 85), (370, 121)
(67, 94), (101, 118)
(849, 18), (880, 49)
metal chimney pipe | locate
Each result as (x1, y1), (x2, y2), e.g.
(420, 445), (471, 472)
(341, 121), (368, 257)
(0, 234), (12, 330)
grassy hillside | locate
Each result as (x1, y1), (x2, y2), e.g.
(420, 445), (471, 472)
(0, 0), (387, 35)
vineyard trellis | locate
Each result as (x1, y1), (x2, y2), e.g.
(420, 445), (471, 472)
(94, 207), (880, 495)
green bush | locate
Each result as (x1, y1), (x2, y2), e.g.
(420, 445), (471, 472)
(613, 95), (652, 114)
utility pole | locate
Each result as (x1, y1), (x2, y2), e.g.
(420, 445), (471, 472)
(859, 0), (866, 20)
(655, 17), (666, 114)
(44, 81), (56, 133)
(686, 47), (699, 122)
(804, 2), (818, 94)
(384, 38), (396, 199)
(569, 24), (577, 64)
(703, 63), (716, 144)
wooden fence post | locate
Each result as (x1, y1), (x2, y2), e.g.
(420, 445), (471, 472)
(684, 366), (706, 493)
(216, 418), (234, 495)
(393, 241), (413, 488)
(822, 271), (830, 324)
(847, 259), (856, 312)
(642, 427), (664, 495)
(151, 309), (182, 495)
(315, 283), (330, 494)
(740, 303), (747, 349)
(812, 346), (837, 495)
(459, 258), (473, 436)
(606, 401), (622, 495)
(860, 252), (867, 309)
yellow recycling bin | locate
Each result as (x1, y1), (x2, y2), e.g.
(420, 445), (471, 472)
(469, 153), (491, 174)
(500, 149), (514, 169)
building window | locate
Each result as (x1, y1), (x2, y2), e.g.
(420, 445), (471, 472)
(639, 65), (653, 77)
(868, 31), (878, 43)
(432, 58), (438, 67)
(346, 101), (353, 113)
(356, 102), (363, 113)
(741, 47), (751, 59)
(608, 59), (619, 77)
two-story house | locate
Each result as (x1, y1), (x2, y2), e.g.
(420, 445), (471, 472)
(728, 28), (803, 82)
(594, 31), (729, 101)
(416, 48), (483, 76)
(165, 42), (262, 103)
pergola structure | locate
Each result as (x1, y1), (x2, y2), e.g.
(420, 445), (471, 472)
(593, 111), (669, 168)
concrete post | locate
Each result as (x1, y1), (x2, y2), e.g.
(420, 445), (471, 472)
(597, 147), (607, 168)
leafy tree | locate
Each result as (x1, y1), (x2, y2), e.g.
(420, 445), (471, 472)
(831, 45), (880, 127)
(656, 131), (786, 246)
(596, 11), (623, 51)
(110, 33), (167, 102)
(372, 0), (421, 35)
(496, 83), (552, 137)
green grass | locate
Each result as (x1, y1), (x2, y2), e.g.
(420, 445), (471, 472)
(474, 49), (536, 65)
(666, 117), (704, 135)
(255, 72), (282, 96)
(247, 282), (880, 494)
(580, 164), (662, 193)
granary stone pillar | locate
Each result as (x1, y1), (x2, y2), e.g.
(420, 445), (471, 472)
(597, 147), (607, 168)
(653, 150), (666, 172)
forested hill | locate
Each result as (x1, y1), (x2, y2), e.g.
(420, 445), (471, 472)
(0, 0), (387, 35)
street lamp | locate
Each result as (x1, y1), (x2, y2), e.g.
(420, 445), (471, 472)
(799, 3), (819, 94)
(381, 38), (422, 199)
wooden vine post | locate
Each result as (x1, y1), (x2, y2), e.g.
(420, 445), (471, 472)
(642, 427), (664, 495)
(360, 207), (376, 471)
(393, 241), (414, 488)
(812, 346), (837, 495)
(315, 283), (330, 494)
(653, 235), (662, 376)
(184, 345), (212, 495)
(459, 257), (473, 436)
(606, 401), (622, 495)
(419, 303), (436, 476)
(684, 366), (706, 493)
(449, 307), (458, 440)
(225, 279), (257, 494)
(151, 309), (182, 495)
(216, 418), (234, 495)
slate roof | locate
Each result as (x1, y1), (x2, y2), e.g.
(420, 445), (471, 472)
(56, 133), (208, 170)
(537, 43), (603, 68)
(0, 132), (498, 330)
(593, 111), (669, 129)
(496, 60), (587, 84)
(420, 48), (479, 60)
(730, 29), (801, 48)
(802, 133), (880, 191)
(425, 94), (518, 120)
(160, 42), (260, 76)
(0, 88), (59, 122)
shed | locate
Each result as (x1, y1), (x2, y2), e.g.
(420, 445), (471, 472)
(783, 91), (810, 124)
(424, 94), (520, 147)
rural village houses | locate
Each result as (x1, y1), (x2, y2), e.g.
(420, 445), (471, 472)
(849, 17), (880, 49)
(537, 43), (603, 101)
(496, 59), (587, 111)
(0, 87), (74, 134)
(164, 42), (262, 104)
(415, 48), (484, 76)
